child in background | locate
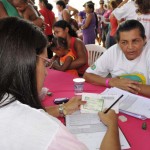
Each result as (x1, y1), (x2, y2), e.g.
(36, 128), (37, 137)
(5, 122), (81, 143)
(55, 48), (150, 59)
(50, 37), (78, 76)
(13, 0), (44, 28)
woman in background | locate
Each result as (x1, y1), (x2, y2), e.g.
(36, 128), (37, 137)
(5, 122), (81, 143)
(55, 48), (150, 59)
(81, 2), (98, 44)
(39, 0), (56, 58)
(53, 20), (89, 76)
(50, 37), (78, 76)
(95, 0), (106, 45)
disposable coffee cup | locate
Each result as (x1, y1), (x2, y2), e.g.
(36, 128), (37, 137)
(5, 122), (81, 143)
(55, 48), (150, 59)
(73, 78), (85, 95)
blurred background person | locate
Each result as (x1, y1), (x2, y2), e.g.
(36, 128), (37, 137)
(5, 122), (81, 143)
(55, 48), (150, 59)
(50, 37), (78, 76)
(136, 0), (150, 41)
(95, 0), (106, 45)
(113, 0), (137, 22)
(39, 0), (56, 58)
(56, 0), (70, 22)
(62, 0), (78, 18)
(105, 0), (118, 49)
(0, 0), (44, 28)
(53, 20), (88, 76)
(81, 2), (98, 45)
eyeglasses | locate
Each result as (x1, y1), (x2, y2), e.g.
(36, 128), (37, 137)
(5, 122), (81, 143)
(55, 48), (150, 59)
(36, 55), (54, 68)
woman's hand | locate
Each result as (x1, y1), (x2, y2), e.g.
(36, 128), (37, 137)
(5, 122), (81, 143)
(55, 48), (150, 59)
(64, 96), (86, 115)
(98, 109), (118, 128)
(109, 77), (141, 94)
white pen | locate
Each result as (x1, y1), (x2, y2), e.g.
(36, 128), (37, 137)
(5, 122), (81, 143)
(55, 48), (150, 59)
(119, 109), (147, 120)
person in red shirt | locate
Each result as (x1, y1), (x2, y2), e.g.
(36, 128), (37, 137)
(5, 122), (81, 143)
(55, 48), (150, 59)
(39, 0), (56, 58)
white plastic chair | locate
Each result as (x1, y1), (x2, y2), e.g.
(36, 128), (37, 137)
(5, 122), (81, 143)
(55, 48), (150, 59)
(85, 44), (106, 66)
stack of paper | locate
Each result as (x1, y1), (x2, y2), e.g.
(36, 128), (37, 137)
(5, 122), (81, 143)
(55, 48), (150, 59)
(66, 111), (130, 150)
(103, 87), (150, 119)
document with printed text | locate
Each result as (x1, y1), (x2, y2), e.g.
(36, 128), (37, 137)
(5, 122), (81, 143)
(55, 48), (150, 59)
(103, 87), (150, 118)
(66, 111), (130, 150)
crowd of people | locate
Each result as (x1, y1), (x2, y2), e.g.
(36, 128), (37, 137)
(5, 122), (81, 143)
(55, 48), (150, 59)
(0, 0), (150, 149)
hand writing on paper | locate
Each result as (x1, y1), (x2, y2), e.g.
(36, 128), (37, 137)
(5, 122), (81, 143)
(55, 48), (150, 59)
(109, 78), (141, 94)
(64, 97), (86, 115)
(99, 109), (118, 128)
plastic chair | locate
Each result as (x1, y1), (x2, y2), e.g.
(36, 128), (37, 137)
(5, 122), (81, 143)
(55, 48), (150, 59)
(85, 44), (106, 66)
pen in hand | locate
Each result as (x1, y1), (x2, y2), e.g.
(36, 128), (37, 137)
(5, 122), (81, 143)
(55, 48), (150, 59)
(104, 94), (124, 114)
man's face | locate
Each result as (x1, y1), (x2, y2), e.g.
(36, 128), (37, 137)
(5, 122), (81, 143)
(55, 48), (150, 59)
(118, 28), (146, 60)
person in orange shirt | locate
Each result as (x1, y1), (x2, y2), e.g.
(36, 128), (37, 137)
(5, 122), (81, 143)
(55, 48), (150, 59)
(50, 37), (78, 76)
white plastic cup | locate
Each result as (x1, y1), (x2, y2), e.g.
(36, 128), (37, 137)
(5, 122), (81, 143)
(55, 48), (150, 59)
(73, 78), (85, 95)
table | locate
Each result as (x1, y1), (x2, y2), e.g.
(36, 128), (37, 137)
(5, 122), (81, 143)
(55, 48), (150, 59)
(42, 69), (150, 150)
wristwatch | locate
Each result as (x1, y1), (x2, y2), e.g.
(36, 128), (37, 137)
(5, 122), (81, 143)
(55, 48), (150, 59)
(58, 103), (67, 117)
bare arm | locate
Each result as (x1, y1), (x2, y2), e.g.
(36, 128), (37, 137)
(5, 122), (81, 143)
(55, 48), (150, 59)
(81, 13), (92, 29)
(84, 72), (106, 85)
(68, 5), (78, 17)
(99, 110), (121, 150)
(22, 6), (43, 28)
(45, 97), (86, 117)
(52, 56), (73, 71)
(138, 84), (150, 97)
(0, 2), (8, 18)
(84, 72), (141, 94)
(69, 39), (87, 69)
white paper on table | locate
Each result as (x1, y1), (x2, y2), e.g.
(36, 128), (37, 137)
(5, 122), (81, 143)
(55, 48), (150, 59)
(66, 111), (130, 150)
(104, 87), (150, 118)
(81, 93), (121, 113)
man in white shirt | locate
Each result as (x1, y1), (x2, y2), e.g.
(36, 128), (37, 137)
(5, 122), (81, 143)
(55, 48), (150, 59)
(84, 20), (150, 97)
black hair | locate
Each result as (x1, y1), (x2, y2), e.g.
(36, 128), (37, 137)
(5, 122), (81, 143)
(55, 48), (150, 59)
(53, 20), (77, 37)
(83, 1), (93, 7)
(56, 0), (66, 9)
(0, 17), (48, 109)
(110, 0), (118, 10)
(116, 20), (146, 42)
(136, 0), (150, 14)
(40, 0), (53, 10)
(50, 37), (68, 50)
(116, 0), (122, 5)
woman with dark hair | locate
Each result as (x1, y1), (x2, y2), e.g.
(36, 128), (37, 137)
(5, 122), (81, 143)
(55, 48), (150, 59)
(53, 20), (89, 76)
(56, 0), (70, 22)
(136, 0), (150, 40)
(81, 2), (98, 44)
(62, 0), (78, 17)
(39, 0), (56, 58)
(0, 17), (120, 150)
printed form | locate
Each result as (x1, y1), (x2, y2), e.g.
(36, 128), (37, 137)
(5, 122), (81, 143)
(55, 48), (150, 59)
(104, 87), (150, 119)
(66, 111), (130, 150)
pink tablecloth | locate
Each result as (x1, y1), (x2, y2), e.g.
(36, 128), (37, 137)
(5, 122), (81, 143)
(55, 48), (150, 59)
(42, 69), (150, 150)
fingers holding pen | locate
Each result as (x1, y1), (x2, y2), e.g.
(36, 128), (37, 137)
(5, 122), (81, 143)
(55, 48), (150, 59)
(98, 109), (118, 127)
